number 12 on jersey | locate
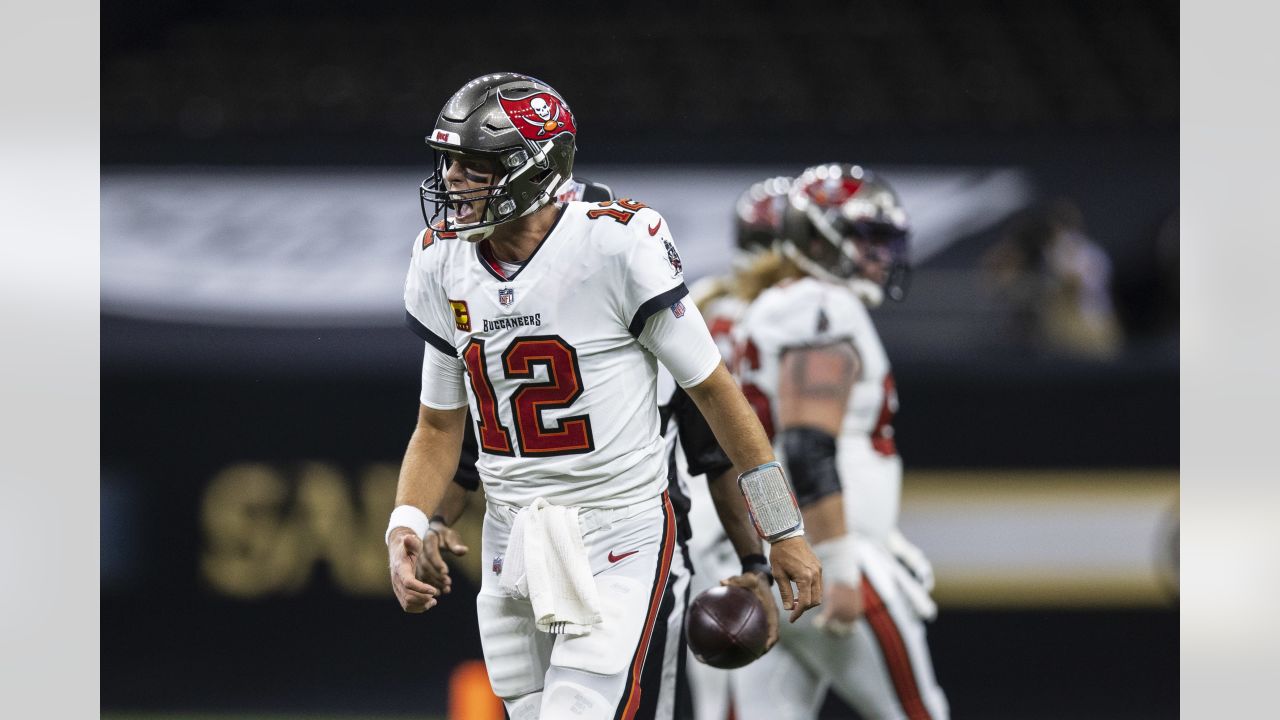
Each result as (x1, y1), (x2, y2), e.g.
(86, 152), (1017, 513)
(462, 335), (596, 457)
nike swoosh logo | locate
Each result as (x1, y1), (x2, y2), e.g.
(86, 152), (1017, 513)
(648, 220), (662, 236)
(608, 549), (640, 563)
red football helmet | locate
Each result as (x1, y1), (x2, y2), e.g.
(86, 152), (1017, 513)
(781, 163), (911, 304)
(734, 176), (792, 262)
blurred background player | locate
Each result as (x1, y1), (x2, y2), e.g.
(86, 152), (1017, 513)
(682, 176), (796, 720)
(690, 176), (795, 360)
(729, 164), (948, 720)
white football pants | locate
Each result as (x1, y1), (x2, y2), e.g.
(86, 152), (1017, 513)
(731, 539), (949, 720)
(477, 492), (691, 720)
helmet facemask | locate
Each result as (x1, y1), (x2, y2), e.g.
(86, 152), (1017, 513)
(783, 165), (912, 305)
(847, 223), (911, 304)
(421, 148), (530, 242)
(419, 73), (577, 242)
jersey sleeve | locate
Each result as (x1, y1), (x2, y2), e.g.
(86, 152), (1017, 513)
(620, 207), (691, 338)
(638, 296), (722, 388)
(419, 342), (468, 410)
(404, 228), (458, 358)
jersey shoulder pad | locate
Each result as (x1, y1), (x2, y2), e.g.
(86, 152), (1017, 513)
(579, 179), (615, 203)
(556, 177), (615, 203)
(409, 223), (467, 286)
(744, 278), (867, 350)
(573, 197), (662, 230)
(573, 199), (671, 258)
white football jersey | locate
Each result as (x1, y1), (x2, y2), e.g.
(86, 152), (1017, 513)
(734, 277), (903, 540)
(405, 200), (692, 509)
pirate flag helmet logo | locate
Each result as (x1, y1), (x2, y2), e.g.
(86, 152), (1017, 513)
(498, 91), (578, 141)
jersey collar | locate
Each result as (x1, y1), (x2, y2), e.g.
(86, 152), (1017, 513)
(475, 203), (567, 282)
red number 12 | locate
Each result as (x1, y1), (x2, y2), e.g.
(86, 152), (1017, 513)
(462, 335), (595, 457)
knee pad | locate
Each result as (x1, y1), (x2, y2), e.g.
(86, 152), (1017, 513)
(542, 679), (613, 720)
(477, 592), (549, 698)
(504, 690), (542, 720)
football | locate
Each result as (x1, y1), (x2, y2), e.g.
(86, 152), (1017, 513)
(685, 585), (770, 669)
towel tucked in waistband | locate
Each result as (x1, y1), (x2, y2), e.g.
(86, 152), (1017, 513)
(497, 497), (603, 635)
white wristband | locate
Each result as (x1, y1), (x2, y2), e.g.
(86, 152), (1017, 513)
(812, 534), (861, 588)
(385, 505), (430, 545)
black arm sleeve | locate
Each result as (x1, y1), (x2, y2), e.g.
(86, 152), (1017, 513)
(670, 387), (734, 479)
(451, 411), (481, 492)
(779, 426), (841, 507)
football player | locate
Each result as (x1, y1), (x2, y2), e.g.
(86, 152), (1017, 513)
(415, 177), (787, 720)
(419, 174), (622, 586)
(729, 164), (949, 720)
(385, 73), (826, 720)
(682, 176), (796, 720)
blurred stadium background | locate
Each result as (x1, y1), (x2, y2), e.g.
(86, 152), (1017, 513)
(101, 1), (1177, 718)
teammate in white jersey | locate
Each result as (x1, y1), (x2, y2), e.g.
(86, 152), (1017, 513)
(383, 73), (824, 720)
(730, 164), (949, 720)
(683, 176), (797, 720)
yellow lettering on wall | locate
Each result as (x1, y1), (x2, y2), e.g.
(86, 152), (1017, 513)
(200, 463), (291, 598)
(201, 461), (485, 598)
(351, 463), (401, 592)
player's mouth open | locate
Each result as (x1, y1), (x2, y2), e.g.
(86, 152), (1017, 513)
(453, 201), (478, 222)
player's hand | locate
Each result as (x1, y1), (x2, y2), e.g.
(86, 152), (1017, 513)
(813, 581), (863, 637)
(418, 521), (470, 594)
(768, 536), (824, 623)
(388, 527), (440, 613)
(721, 571), (780, 651)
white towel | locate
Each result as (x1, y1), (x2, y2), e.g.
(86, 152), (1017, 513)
(497, 498), (602, 635)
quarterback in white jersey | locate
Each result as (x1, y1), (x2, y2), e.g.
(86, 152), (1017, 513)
(405, 197), (706, 509)
(730, 164), (949, 720)
(383, 73), (822, 720)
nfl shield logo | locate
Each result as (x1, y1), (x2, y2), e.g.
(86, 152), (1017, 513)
(498, 287), (514, 306)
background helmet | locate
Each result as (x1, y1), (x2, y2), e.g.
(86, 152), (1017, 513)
(781, 163), (911, 304)
(733, 176), (792, 264)
(420, 73), (577, 241)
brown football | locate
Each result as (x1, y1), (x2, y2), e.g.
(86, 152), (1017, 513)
(685, 585), (770, 669)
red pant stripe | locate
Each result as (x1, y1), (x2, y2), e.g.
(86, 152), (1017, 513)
(862, 576), (933, 720)
(616, 492), (677, 720)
